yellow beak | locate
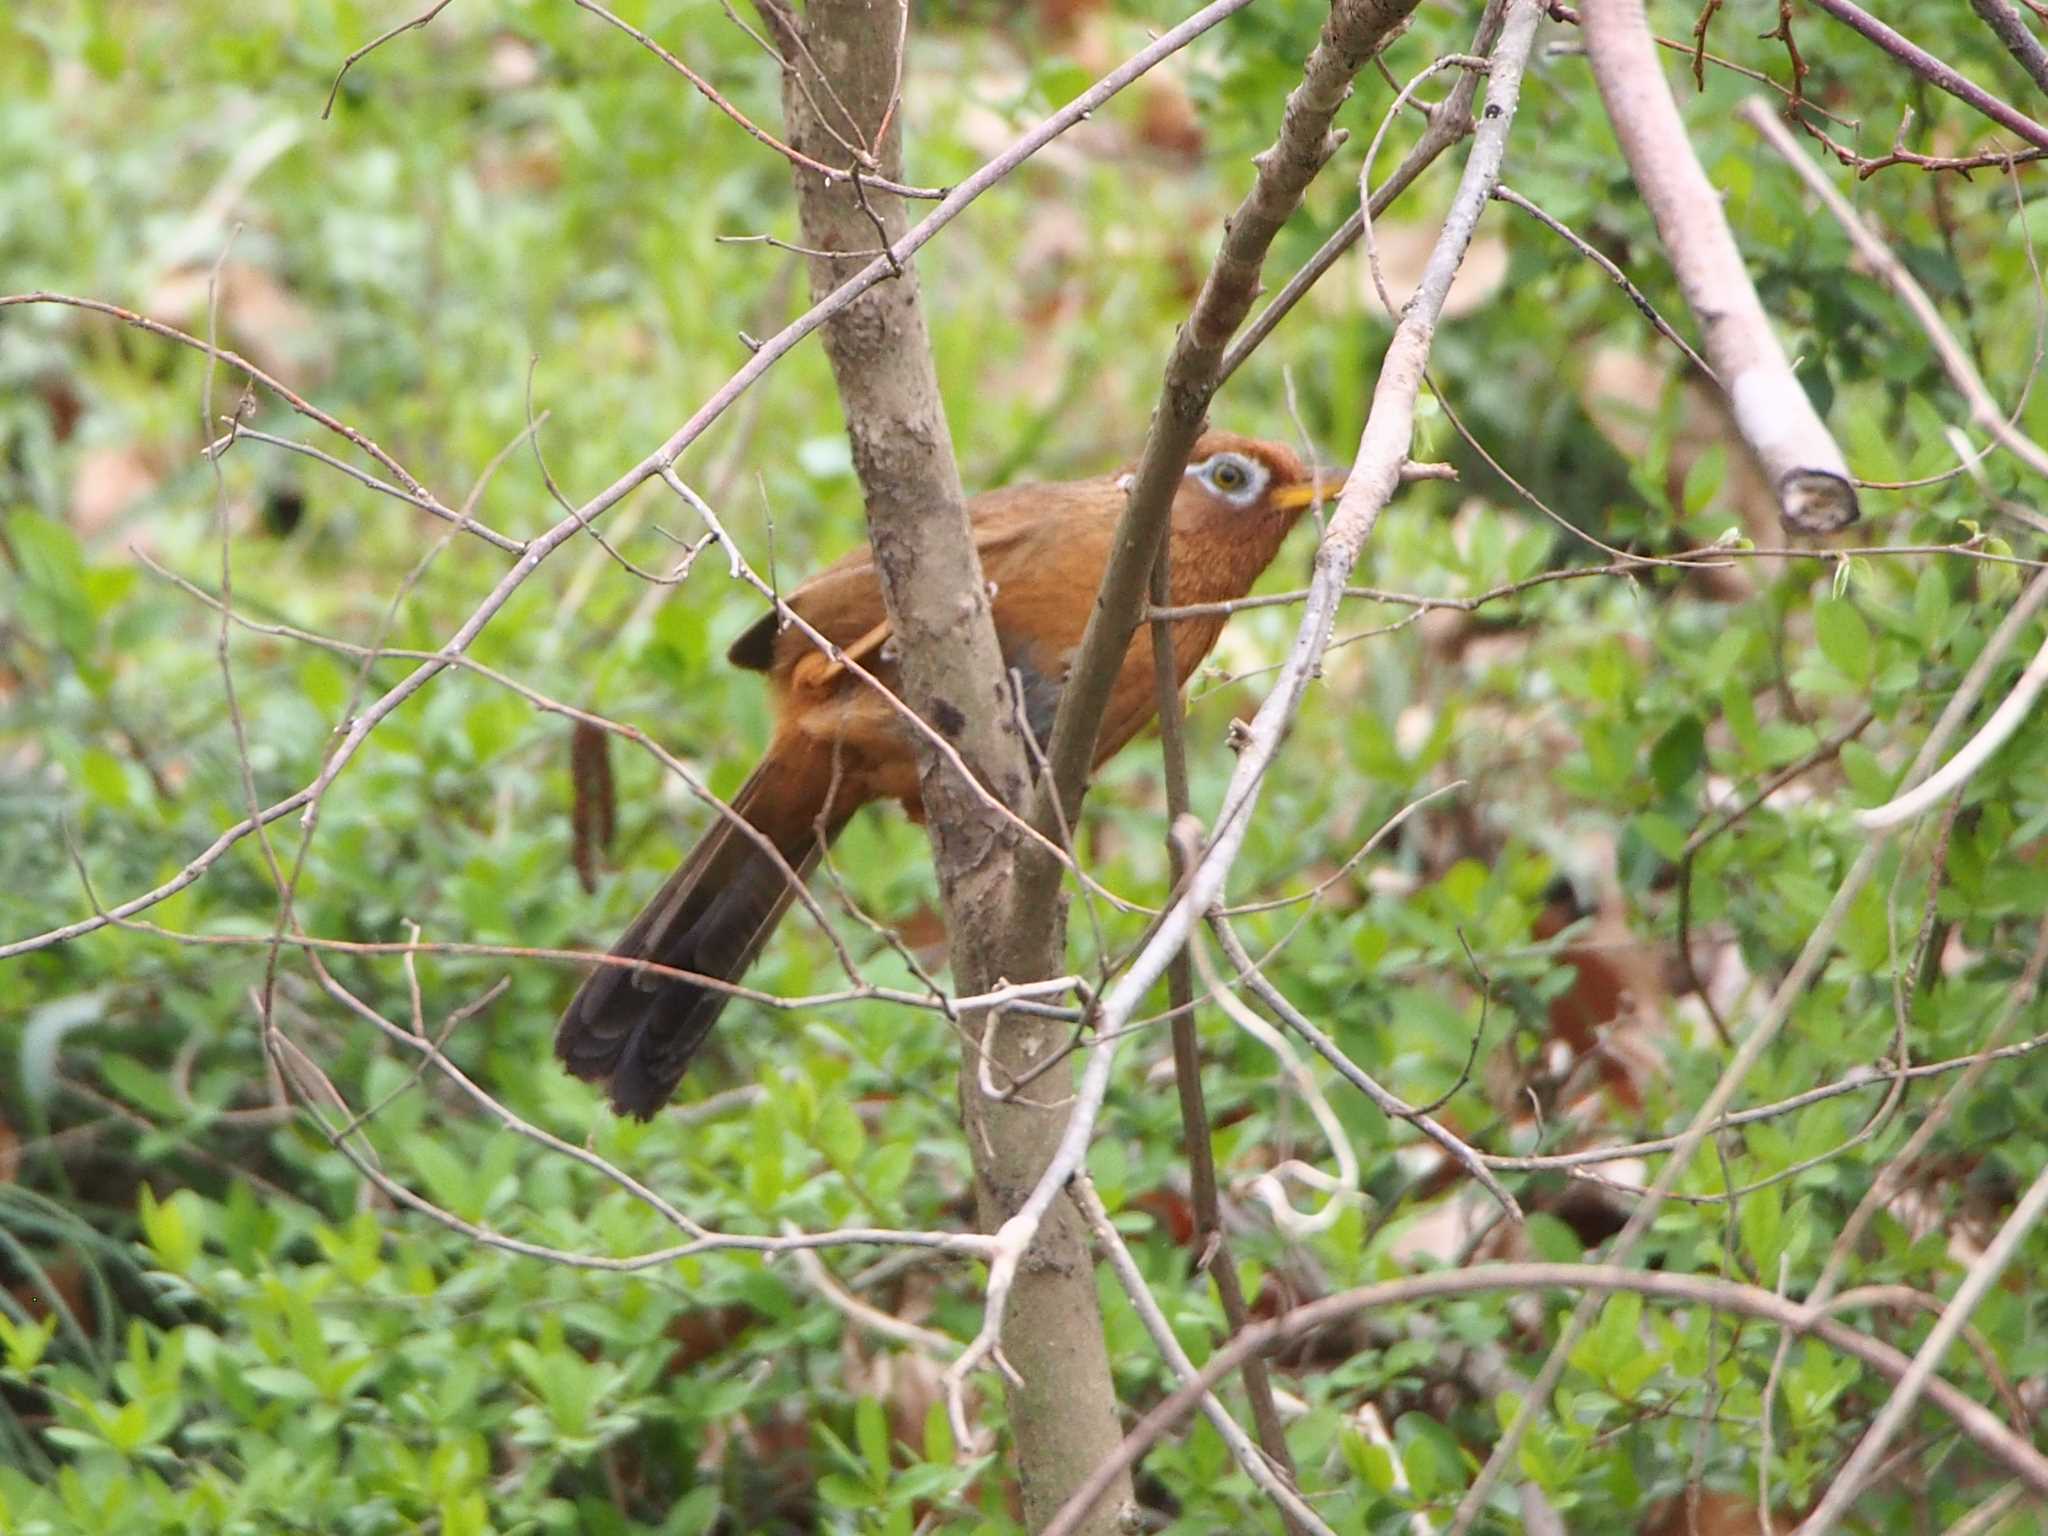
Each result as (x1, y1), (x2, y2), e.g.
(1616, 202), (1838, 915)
(1270, 467), (1349, 511)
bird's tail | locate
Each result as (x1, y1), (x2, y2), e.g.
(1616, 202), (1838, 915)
(555, 745), (846, 1117)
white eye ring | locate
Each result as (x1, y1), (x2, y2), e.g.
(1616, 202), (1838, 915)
(1198, 452), (1264, 503)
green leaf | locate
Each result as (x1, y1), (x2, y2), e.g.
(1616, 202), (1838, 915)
(1722, 680), (1762, 760)
(7, 511), (95, 659)
(1839, 742), (1894, 805)
(1632, 812), (1687, 863)
(1650, 715), (1705, 796)
(1341, 1430), (1398, 1494)
(816, 1473), (873, 1509)
(1912, 566), (1951, 650)
(856, 1395), (890, 1484)
(1740, 1183), (1786, 1277)
(242, 1366), (317, 1401)
(1981, 539), (2021, 602)
(814, 1098), (865, 1171)
(1681, 444), (1726, 517)
(922, 1399), (954, 1465)
(0, 1312), (59, 1375)
(1394, 1411), (1466, 1502)
(1524, 1213), (1585, 1262)
(749, 1102), (786, 1210)
(137, 1186), (203, 1276)
(1814, 600), (1873, 686)
(82, 20), (124, 79)
(78, 747), (131, 810)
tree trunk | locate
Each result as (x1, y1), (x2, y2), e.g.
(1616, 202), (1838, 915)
(759, 3), (1132, 1528)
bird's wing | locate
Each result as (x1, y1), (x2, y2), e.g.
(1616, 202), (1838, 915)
(726, 481), (1088, 682)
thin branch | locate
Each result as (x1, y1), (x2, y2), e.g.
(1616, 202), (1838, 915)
(204, 426), (520, 553)
(323, 0), (456, 118)
(1762, 908), (2048, 1530)
(1072, 1177), (1334, 1536)
(943, 0), (1547, 1432)
(1798, 1161), (2048, 1534)
(1491, 182), (1715, 379)
(1210, 914), (1519, 1217)
(1805, 0), (2048, 151)
(1677, 707), (1875, 1043)
(1, 292), (494, 546)
(1041, 1264), (2048, 1536)
(1741, 98), (2048, 486)
(1452, 572), (2048, 1531)
(1147, 551), (1303, 1518)
(1941, 1484), (2027, 1536)
(570, 0), (947, 199)
(1971, 0), (2048, 97)
(1544, 3), (1862, 129)
(1033, 0), (1425, 847)
(1737, 99), (2048, 831)
(1190, 928), (1361, 1236)
(1216, 4), (1505, 388)
(787, 1229), (962, 1359)
(2, 0), (1255, 962)
(1860, 624), (2048, 830)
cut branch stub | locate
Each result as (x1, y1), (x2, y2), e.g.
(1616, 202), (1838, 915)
(1581, 0), (1859, 534)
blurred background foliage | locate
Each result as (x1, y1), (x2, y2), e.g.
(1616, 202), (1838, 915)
(3, 0), (2048, 1531)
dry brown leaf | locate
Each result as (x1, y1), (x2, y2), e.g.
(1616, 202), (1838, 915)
(486, 32), (542, 93)
(1357, 226), (1509, 321)
(69, 444), (165, 540)
(143, 261), (332, 388)
(1642, 1492), (1791, 1536)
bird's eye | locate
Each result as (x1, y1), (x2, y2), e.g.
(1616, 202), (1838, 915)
(1208, 457), (1248, 492)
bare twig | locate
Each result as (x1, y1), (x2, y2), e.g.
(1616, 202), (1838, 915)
(1805, 0), (2048, 151)
(1216, 5), (1505, 387)
(1451, 566), (2048, 1530)
(1760, 909), (2048, 1530)
(1741, 99), (2048, 487)
(1972, 0), (2048, 97)
(1042, 1264), (2048, 1536)
(570, 0), (946, 199)
(2, 0), (1256, 964)
(1072, 1177), (1334, 1536)
(786, 1228), (962, 1359)
(1033, 0), (1425, 846)
(1491, 183), (1714, 379)
(1545, 2), (1862, 129)
(943, 0), (1546, 1442)
(1146, 554), (1301, 1514)
(1798, 1161), (2048, 1534)
(1736, 99), (2048, 830)
(1210, 914), (1519, 1218)
(1191, 929), (1362, 1236)
(1861, 625), (2048, 830)
(2, 292), (498, 547)
(1677, 707), (1875, 1043)
(204, 425), (520, 552)
(323, 0), (456, 118)
(1941, 1484), (2027, 1536)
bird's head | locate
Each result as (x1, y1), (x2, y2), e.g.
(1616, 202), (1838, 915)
(1181, 431), (1345, 523)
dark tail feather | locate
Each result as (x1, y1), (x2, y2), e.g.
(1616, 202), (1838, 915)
(555, 751), (843, 1117)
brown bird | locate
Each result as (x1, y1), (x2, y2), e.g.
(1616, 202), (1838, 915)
(557, 431), (1338, 1116)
